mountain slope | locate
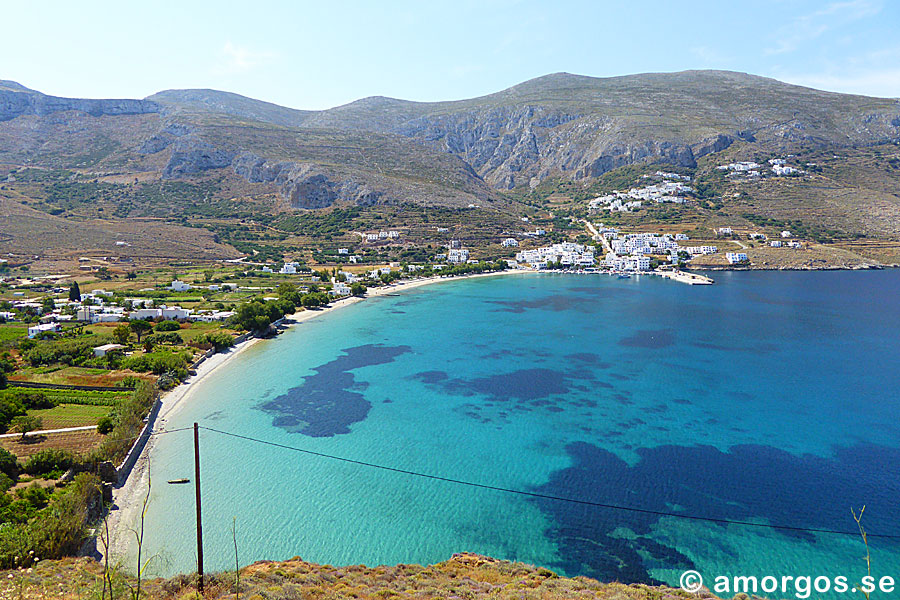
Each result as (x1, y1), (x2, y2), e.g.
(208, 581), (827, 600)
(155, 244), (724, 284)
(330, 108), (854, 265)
(303, 70), (900, 188)
(1, 70), (899, 264)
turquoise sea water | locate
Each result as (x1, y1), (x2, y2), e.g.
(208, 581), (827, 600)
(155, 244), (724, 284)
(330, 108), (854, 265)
(137, 271), (900, 594)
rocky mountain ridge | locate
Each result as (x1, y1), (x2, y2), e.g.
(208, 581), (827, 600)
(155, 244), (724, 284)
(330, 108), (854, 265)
(147, 70), (900, 192)
(0, 81), (159, 122)
(2, 70), (899, 213)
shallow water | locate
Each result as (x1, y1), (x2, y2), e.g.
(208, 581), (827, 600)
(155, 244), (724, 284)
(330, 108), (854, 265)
(137, 271), (900, 595)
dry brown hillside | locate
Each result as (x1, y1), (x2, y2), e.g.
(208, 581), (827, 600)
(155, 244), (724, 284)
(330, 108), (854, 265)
(0, 553), (715, 600)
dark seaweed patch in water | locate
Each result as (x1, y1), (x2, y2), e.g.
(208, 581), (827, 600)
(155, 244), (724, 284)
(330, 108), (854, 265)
(260, 344), (410, 437)
(488, 295), (598, 314)
(444, 368), (572, 402)
(533, 442), (900, 584)
(416, 365), (604, 417)
(565, 353), (612, 368)
(408, 370), (449, 384)
(619, 329), (675, 348)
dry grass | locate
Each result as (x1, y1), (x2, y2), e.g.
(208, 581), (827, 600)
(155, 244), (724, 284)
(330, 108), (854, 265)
(0, 553), (712, 600)
(0, 430), (104, 462)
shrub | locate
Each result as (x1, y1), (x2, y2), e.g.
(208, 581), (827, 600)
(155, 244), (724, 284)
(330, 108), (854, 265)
(4, 390), (56, 410)
(147, 332), (183, 345)
(24, 449), (75, 477)
(96, 415), (114, 435)
(122, 350), (190, 375)
(92, 382), (157, 463)
(198, 331), (234, 352)
(155, 320), (181, 332)
(0, 395), (26, 431)
(0, 447), (20, 480)
(116, 375), (141, 388)
(0, 473), (102, 568)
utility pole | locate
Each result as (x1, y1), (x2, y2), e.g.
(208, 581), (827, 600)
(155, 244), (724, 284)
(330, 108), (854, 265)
(194, 422), (204, 593)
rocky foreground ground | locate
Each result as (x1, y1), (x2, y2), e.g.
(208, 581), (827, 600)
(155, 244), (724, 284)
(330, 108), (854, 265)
(0, 553), (727, 600)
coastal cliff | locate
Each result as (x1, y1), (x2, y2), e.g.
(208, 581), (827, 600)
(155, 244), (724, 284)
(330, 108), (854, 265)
(1, 553), (717, 599)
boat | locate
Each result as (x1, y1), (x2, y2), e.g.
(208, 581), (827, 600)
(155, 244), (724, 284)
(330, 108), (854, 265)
(167, 478), (190, 485)
(617, 274), (631, 279)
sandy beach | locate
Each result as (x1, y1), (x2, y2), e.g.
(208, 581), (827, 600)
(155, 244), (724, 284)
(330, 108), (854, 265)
(100, 268), (531, 565)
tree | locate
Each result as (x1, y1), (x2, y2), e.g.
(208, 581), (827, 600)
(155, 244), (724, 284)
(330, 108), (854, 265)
(41, 296), (56, 314)
(300, 294), (318, 308)
(10, 415), (42, 441)
(276, 282), (301, 305)
(350, 282), (367, 296)
(129, 319), (153, 344)
(68, 281), (81, 302)
(0, 447), (19, 479)
(113, 324), (131, 345)
(126, 271), (137, 280)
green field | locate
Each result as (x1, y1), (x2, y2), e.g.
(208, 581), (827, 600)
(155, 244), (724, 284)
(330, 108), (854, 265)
(0, 387), (129, 406)
(0, 323), (28, 344)
(26, 404), (111, 429)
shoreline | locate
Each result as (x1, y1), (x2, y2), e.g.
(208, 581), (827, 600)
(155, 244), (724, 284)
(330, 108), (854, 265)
(101, 268), (530, 564)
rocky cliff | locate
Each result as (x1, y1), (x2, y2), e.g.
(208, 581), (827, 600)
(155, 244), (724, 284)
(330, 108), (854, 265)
(0, 85), (159, 122)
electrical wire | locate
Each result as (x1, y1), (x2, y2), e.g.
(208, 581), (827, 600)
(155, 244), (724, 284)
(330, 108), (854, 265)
(197, 425), (900, 540)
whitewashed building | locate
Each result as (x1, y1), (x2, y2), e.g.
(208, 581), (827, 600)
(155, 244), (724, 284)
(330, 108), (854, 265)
(28, 323), (61, 338)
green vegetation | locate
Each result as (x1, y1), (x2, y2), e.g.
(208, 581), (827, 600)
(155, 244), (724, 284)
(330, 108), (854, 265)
(27, 404), (112, 429)
(91, 381), (157, 463)
(122, 350), (191, 377)
(24, 449), (75, 478)
(275, 207), (362, 237)
(9, 415), (42, 440)
(0, 389), (58, 432)
(154, 320), (181, 332)
(21, 334), (114, 368)
(0, 388), (129, 408)
(741, 213), (866, 244)
(0, 473), (103, 569)
(232, 297), (297, 333)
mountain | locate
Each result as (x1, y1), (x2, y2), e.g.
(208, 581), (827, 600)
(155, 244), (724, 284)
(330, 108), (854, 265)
(1, 70), (900, 267)
(149, 70), (900, 190)
(0, 81), (158, 121)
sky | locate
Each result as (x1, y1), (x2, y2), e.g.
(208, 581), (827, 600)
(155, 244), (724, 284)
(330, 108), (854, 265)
(2, 0), (899, 109)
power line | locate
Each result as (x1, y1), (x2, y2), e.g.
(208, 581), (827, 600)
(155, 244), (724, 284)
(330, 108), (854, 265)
(149, 426), (195, 437)
(198, 425), (900, 540)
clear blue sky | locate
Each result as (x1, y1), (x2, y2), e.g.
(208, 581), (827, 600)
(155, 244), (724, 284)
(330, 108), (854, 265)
(3, 0), (898, 109)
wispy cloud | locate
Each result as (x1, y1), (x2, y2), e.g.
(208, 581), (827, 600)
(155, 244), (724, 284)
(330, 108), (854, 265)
(766, 0), (882, 55)
(215, 42), (279, 74)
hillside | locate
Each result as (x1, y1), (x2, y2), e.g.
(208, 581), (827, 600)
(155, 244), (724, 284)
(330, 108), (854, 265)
(1, 70), (900, 268)
(1, 553), (711, 599)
